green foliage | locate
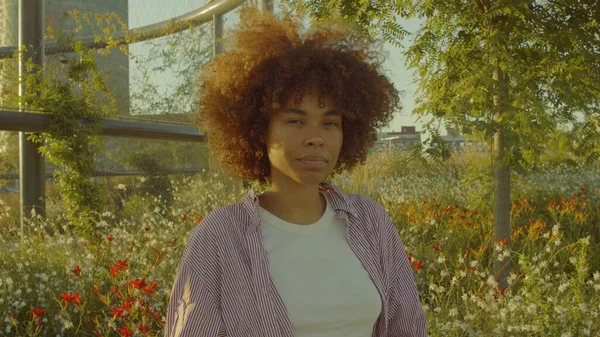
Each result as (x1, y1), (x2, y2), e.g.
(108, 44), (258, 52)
(128, 153), (174, 212)
(3, 20), (122, 239)
(23, 42), (116, 239)
(404, 0), (600, 164)
(281, 0), (410, 46)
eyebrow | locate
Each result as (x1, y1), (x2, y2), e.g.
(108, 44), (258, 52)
(283, 108), (341, 116)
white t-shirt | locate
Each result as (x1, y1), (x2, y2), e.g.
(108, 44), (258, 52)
(259, 192), (382, 337)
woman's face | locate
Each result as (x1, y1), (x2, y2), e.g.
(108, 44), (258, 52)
(264, 88), (343, 187)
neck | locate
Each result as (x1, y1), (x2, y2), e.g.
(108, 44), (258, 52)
(259, 181), (326, 225)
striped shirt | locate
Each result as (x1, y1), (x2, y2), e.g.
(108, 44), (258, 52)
(165, 182), (427, 337)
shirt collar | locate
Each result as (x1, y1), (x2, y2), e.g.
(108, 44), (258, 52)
(241, 182), (358, 233)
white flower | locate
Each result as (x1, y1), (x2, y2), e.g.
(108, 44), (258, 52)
(449, 308), (459, 317)
(116, 183), (126, 190)
(582, 236), (591, 246)
(63, 320), (74, 329)
(5, 277), (13, 287)
(554, 239), (562, 246)
(470, 260), (479, 268)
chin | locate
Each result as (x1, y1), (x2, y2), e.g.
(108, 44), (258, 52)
(296, 173), (330, 186)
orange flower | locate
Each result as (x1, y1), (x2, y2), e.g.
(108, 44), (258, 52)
(72, 265), (81, 276)
(107, 234), (114, 242)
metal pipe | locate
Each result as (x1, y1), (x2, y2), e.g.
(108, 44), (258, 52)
(0, 0), (246, 59)
(0, 167), (205, 180)
(19, 0), (46, 231)
(213, 13), (224, 56)
(0, 110), (205, 142)
(264, 0), (274, 12)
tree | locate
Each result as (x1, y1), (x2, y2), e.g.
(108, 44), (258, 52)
(283, 0), (600, 288)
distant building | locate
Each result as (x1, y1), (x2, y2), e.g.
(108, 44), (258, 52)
(438, 128), (487, 151)
(0, 0), (129, 114)
(373, 126), (422, 151)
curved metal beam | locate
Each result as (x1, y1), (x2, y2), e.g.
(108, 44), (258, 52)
(0, 0), (245, 59)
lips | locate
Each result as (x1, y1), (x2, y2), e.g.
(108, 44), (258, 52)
(298, 155), (327, 162)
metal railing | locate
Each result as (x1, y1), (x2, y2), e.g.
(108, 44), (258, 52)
(0, 110), (205, 142)
(0, 0), (246, 59)
(0, 0), (275, 232)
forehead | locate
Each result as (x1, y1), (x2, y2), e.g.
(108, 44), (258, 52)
(283, 86), (338, 110)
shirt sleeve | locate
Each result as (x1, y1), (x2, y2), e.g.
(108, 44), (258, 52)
(164, 223), (227, 337)
(382, 210), (428, 337)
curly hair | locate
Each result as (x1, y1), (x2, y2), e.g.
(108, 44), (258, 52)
(196, 7), (400, 184)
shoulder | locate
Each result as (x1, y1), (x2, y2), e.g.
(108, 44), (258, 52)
(334, 189), (389, 220)
(186, 203), (248, 246)
(182, 203), (249, 269)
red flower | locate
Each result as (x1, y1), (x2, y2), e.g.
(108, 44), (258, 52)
(130, 278), (148, 290)
(72, 265), (81, 276)
(181, 214), (188, 221)
(60, 292), (81, 308)
(413, 261), (423, 270)
(107, 234), (114, 242)
(115, 259), (128, 271)
(197, 217), (203, 223)
(137, 323), (152, 335)
(28, 307), (46, 320)
(110, 259), (128, 276)
(118, 325), (134, 337)
(109, 299), (132, 319)
(153, 311), (166, 326)
(498, 238), (508, 247)
(142, 281), (159, 296)
(433, 243), (442, 253)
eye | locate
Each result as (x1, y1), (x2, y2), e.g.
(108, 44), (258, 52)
(324, 121), (340, 127)
(288, 120), (304, 125)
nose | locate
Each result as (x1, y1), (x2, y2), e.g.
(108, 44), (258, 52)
(304, 126), (324, 147)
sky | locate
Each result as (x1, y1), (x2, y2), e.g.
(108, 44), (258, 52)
(129, 0), (424, 133)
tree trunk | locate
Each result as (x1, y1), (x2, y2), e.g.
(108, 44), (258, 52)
(493, 66), (512, 290)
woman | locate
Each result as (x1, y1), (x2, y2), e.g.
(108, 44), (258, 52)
(165, 7), (427, 337)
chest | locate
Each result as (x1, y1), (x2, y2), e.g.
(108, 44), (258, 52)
(218, 216), (389, 337)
